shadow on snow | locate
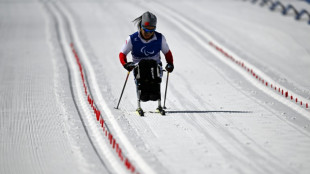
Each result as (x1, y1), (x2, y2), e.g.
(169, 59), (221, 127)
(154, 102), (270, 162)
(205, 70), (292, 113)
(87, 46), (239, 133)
(165, 110), (253, 114)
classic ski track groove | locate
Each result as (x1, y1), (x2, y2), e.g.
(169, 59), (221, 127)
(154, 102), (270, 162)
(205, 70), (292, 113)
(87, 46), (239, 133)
(42, 3), (111, 173)
(164, 80), (293, 174)
(151, 2), (310, 119)
(45, 2), (128, 174)
(53, 1), (157, 174)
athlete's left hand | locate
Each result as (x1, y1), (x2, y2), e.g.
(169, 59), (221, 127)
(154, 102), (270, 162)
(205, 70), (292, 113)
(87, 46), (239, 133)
(165, 63), (174, 73)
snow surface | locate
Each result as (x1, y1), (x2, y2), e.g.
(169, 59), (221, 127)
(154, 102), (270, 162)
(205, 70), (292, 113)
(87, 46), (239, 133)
(1, 0), (310, 174)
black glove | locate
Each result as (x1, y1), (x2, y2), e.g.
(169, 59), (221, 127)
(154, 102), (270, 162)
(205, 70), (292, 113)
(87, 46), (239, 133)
(165, 63), (174, 73)
(124, 62), (135, 71)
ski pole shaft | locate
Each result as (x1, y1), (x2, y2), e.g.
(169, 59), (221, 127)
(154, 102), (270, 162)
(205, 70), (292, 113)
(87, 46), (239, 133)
(115, 71), (130, 109)
(163, 72), (169, 109)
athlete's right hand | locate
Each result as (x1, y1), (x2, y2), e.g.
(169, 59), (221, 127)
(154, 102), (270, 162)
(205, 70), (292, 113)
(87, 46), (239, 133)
(124, 62), (135, 71)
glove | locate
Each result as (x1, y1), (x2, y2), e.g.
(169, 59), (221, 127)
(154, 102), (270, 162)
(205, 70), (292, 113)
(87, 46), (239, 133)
(124, 62), (135, 71)
(165, 63), (174, 73)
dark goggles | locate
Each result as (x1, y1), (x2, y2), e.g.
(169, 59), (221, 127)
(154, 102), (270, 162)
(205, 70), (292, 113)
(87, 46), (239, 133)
(141, 25), (156, 33)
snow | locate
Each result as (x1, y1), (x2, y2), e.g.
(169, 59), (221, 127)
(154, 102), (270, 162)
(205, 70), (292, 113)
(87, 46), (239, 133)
(0, 1), (107, 173)
(1, 0), (310, 174)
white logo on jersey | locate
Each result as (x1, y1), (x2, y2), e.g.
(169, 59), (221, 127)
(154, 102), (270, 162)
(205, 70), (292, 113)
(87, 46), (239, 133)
(141, 46), (155, 56)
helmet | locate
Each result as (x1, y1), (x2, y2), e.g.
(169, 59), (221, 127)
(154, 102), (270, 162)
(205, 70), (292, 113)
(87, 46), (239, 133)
(141, 11), (157, 27)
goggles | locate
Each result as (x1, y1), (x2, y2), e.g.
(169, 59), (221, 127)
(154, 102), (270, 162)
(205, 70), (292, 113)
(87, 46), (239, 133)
(141, 25), (156, 33)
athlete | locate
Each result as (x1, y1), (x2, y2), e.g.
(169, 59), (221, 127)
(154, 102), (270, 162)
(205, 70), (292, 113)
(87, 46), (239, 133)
(119, 11), (174, 116)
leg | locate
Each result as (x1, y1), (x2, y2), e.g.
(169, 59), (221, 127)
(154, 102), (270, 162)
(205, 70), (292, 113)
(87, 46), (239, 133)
(157, 83), (162, 108)
(135, 79), (142, 109)
(158, 99), (162, 108)
(137, 99), (141, 109)
(156, 98), (165, 115)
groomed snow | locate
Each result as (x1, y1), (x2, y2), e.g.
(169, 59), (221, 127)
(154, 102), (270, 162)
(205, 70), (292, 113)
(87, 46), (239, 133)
(1, 0), (310, 174)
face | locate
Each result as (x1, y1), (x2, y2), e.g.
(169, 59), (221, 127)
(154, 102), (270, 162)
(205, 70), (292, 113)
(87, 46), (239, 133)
(140, 26), (156, 40)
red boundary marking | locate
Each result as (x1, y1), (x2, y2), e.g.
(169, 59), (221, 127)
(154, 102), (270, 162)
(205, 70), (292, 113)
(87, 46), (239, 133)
(208, 42), (308, 109)
(70, 43), (140, 174)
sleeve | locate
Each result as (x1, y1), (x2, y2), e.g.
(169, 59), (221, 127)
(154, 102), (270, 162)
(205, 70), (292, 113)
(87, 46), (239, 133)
(161, 35), (174, 65)
(161, 35), (170, 54)
(119, 36), (132, 66)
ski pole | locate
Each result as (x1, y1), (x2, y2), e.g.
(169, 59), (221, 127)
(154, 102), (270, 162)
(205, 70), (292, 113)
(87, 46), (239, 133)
(115, 71), (131, 109)
(163, 72), (169, 109)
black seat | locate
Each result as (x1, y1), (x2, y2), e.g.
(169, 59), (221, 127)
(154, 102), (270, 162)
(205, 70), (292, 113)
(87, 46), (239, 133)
(134, 59), (162, 101)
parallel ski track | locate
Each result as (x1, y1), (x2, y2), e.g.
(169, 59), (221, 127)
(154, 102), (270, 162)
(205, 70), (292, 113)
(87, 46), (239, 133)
(153, 3), (308, 174)
(46, 1), (158, 174)
(44, 2), (131, 174)
(151, 2), (310, 120)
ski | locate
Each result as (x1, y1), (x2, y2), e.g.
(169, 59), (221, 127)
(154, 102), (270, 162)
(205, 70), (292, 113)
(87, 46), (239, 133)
(134, 106), (166, 116)
(134, 108), (166, 116)
(155, 107), (166, 116)
(136, 108), (144, 116)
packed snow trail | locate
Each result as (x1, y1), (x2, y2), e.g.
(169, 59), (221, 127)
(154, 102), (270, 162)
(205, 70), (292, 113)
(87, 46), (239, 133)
(65, 0), (310, 174)
(0, 1), (109, 173)
(43, 1), (129, 173)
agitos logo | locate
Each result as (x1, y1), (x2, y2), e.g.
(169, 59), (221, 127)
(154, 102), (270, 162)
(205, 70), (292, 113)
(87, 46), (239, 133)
(140, 46), (154, 56)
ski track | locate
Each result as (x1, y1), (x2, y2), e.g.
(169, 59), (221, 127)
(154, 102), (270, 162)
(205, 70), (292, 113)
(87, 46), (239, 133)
(150, 2), (310, 173)
(51, 1), (159, 174)
(165, 79), (295, 174)
(42, 2), (99, 173)
(43, 1), (129, 174)
(150, 1), (310, 119)
(64, 1), (310, 173)
(152, 0), (310, 137)
(0, 1), (97, 174)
